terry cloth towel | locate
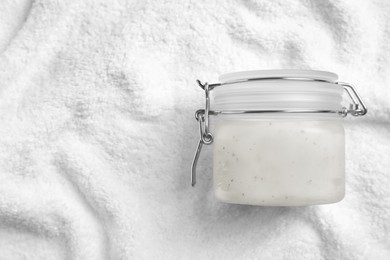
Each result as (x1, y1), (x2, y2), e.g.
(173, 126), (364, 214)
(0, 0), (389, 259)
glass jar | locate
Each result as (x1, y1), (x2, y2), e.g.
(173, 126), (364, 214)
(191, 70), (367, 206)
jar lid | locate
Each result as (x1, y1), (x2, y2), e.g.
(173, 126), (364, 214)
(219, 69), (338, 84)
(214, 69), (342, 115)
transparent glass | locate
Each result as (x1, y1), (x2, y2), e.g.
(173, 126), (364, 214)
(213, 117), (345, 206)
(211, 70), (345, 206)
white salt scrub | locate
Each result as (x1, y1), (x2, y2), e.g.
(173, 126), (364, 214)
(213, 119), (345, 206)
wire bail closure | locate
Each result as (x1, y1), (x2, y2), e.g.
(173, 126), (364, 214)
(191, 78), (367, 187)
(191, 80), (219, 186)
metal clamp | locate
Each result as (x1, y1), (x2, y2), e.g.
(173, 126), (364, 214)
(191, 78), (367, 186)
(337, 82), (368, 117)
(191, 81), (217, 186)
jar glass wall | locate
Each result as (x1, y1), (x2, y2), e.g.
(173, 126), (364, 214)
(191, 69), (367, 206)
(213, 116), (345, 206)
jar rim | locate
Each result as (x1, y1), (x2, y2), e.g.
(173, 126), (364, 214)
(219, 69), (338, 84)
(213, 70), (342, 114)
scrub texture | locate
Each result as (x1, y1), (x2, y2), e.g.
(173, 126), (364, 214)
(214, 119), (345, 206)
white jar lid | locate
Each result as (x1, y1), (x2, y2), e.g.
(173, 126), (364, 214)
(213, 69), (342, 116)
(219, 69), (338, 84)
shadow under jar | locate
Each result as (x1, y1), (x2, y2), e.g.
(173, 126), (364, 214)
(191, 70), (367, 206)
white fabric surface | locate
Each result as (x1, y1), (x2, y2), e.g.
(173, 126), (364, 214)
(0, 0), (389, 259)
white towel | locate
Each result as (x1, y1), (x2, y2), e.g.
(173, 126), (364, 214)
(0, 0), (389, 259)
